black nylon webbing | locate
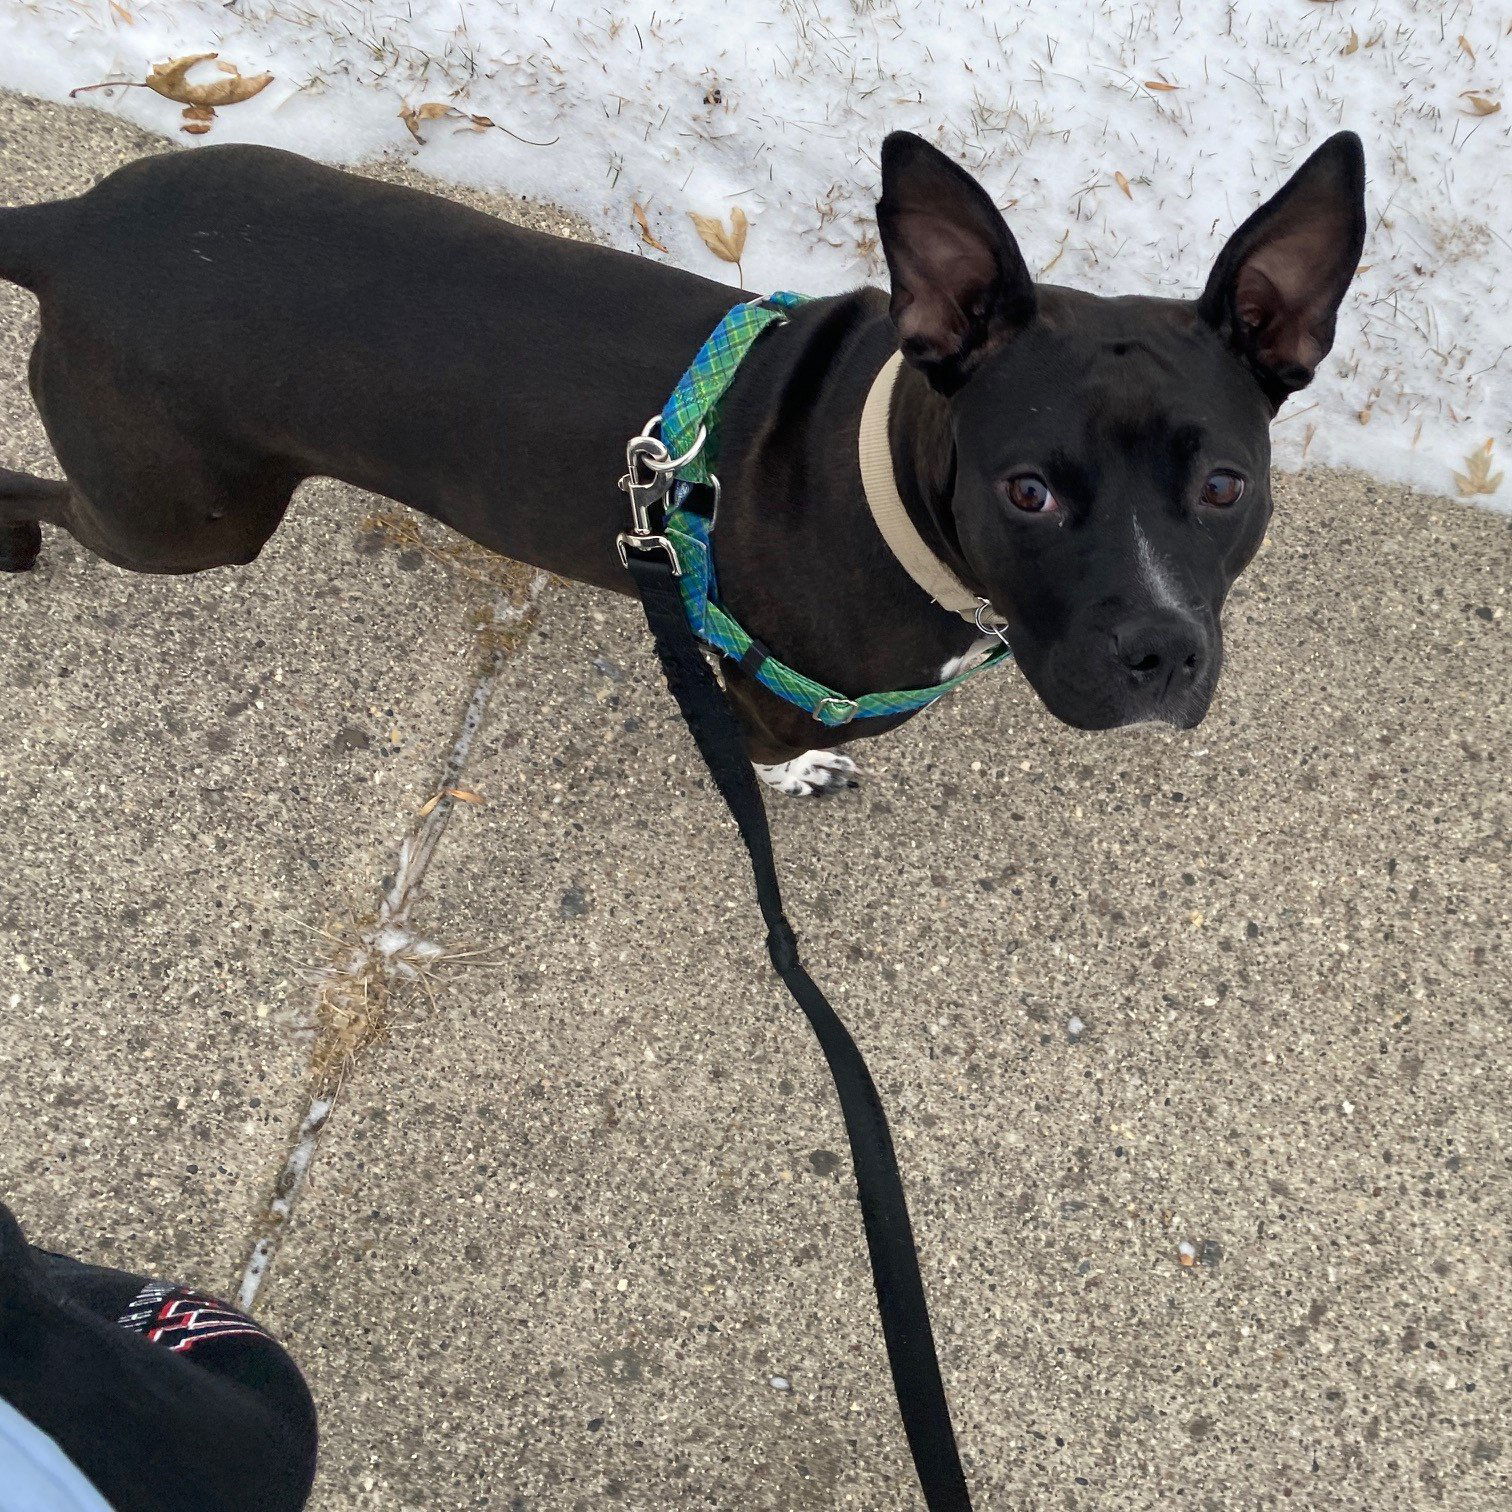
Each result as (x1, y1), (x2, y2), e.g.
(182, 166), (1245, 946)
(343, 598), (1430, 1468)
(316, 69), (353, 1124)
(624, 548), (973, 1510)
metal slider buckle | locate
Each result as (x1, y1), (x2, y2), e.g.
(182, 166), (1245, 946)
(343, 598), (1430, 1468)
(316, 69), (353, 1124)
(616, 531), (683, 575)
(815, 696), (860, 726)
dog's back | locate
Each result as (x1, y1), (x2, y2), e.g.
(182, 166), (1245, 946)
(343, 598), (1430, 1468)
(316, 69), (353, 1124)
(0, 144), (739, 578)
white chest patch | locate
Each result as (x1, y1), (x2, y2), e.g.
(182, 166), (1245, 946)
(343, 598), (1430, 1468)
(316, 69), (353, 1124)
(938, 635), (999, 682)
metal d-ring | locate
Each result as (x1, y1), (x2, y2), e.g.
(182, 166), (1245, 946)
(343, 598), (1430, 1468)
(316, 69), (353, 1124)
(639, 420), (708, 475)
(974, 597), (1012, 648)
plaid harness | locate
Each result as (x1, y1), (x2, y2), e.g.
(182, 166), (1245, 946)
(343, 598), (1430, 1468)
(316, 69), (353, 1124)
(651, 293), (1013, 729)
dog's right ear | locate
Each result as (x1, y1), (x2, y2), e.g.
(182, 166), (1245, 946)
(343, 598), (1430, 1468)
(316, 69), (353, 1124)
(1198, 132), (1366, 408)
(877, 132), (1035, 393)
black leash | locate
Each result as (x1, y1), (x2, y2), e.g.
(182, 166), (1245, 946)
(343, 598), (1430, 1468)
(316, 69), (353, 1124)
(624, 546), (974, 1510)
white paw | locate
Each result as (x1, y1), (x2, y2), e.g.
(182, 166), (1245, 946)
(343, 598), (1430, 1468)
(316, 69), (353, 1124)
(753, 750), (858, 797)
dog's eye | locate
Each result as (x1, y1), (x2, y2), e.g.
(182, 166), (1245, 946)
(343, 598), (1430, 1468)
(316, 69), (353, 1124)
(1002, 474), (1058, 513)
(1200, 470), (1245, 507)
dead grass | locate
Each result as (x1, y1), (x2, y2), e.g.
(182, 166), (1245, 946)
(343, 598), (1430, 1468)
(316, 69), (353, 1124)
(359, 505), (536, 594)
(306, 912), (510, 1081)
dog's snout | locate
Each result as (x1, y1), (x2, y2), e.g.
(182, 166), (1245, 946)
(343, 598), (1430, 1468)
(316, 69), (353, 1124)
(1111, 615), (1204, 687)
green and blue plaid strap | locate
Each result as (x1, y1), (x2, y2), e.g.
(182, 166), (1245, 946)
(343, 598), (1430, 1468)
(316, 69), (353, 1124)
(660, 292), (809, 483)
(655, 292), (1013, 729)
(662, 504), (1012, 727)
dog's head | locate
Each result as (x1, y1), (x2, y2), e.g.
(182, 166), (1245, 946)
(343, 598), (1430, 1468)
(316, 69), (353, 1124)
(877, 131), (1365, 730)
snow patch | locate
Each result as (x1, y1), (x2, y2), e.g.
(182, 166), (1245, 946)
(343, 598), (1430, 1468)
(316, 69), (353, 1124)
(0, 1), (1504, 510)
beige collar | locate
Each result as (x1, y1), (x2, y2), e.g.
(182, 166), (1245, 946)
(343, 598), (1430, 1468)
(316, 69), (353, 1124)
(856, 352), (1008, 631)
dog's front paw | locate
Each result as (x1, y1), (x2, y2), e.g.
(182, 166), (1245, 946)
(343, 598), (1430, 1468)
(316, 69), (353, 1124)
(754, 750), (858, 798)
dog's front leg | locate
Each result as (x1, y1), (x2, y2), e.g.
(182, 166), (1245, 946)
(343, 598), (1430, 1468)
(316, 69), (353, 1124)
(721, 662), (921, 797)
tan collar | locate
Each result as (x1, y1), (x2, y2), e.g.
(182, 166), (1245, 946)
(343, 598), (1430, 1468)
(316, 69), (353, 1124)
(856, 352), (1008, 631)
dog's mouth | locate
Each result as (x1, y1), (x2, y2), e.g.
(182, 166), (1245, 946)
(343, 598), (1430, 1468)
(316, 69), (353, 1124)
(1013, 627), (1222, 733)
(1048, 696), (1213, 734)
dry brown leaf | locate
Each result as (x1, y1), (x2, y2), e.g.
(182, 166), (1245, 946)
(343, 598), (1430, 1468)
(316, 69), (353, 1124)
(416, 787), (485, 819)
(1341, 29), (1359, 56)
(1358, 405), (1372, 425)
(144, 53), (272, 107)
(400, 100), (558, 148)
(1459, 35), (1476, 63)
(107, 0), (134, 22)
(181, 104), (215, 121)
(1460, 93), (1501, 116)
(688, 207), (749, 268)
(1144, 80), (1179, 92)
(141, 51), (216, 93)
(1114, 170), (1132, 199)
(399, 100), (454, 142)
(180, 122), (212, 136)
(1452, 438), (1503, 496)
(632, 201), (668, 253)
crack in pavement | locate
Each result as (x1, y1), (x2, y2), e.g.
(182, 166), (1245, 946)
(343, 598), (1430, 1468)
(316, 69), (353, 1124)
(236, 570), (551, 1311)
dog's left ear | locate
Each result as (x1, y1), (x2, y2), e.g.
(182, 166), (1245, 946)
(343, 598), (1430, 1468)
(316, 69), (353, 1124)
(877, 132), (1036, 393)
(1198, 132), (1366, 407)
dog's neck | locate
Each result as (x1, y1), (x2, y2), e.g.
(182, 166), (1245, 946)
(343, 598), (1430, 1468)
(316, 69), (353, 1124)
(862, 350), (1005, 628)
(711, 293), (990, 706)
(882, 356), (986, 604)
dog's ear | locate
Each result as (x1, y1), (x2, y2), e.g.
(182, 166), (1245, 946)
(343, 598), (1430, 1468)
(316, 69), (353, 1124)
(1198, 132), (1366, 407)
(877, 132), (1035, 393)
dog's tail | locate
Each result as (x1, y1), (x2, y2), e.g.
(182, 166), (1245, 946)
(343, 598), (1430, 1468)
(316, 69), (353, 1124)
(0, 201), (70, 293)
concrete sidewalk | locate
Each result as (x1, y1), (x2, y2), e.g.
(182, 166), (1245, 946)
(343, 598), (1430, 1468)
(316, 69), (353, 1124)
(1, 89), (1508, 1511)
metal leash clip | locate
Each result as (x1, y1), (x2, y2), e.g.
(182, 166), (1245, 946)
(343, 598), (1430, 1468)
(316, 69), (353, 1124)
(615, 416), (707, 575)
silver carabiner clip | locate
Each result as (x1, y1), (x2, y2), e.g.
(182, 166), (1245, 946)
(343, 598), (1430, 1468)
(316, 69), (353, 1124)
(618, 419), (675, 537)
(616, 417), (716, 577)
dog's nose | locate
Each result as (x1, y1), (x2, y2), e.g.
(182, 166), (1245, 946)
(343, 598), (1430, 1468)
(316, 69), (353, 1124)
(1111, 615), (1204, 687)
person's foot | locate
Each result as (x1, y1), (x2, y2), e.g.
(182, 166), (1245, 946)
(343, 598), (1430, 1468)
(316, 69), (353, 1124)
(0, 1201), (49, 1343)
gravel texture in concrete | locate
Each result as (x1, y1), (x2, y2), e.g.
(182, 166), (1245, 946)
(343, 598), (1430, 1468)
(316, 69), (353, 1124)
(1, 88), (1508, 1512)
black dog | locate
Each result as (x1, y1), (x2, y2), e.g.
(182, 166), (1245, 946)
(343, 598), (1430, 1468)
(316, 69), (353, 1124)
(0, 1200), (316, 1509)
(0, 131), (1363, 792)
